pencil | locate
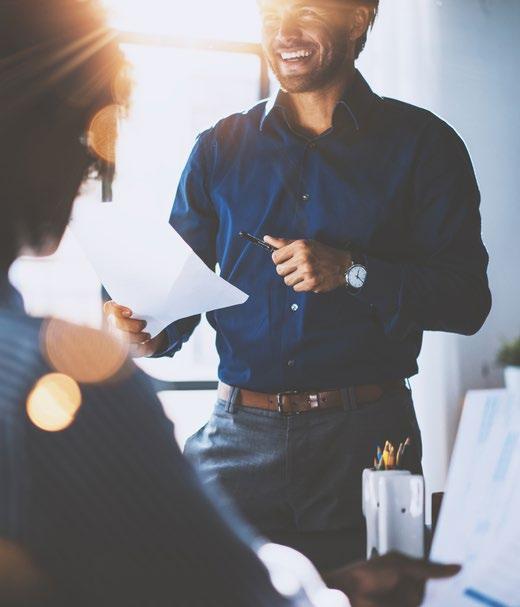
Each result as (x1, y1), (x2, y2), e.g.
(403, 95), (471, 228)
(402, 437), (411, 455)
(396, 442), (404, 468)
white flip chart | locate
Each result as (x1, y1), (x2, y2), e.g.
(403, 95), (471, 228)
(70, 200), (248, 337)
(423, 389), (520, 607)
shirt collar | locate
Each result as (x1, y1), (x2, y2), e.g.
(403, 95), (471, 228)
(259, 69), (379, 133)
(0, 273), (25, 313)
(260, 92), (290, 132)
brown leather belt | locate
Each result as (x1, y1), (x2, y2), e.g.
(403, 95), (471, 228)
(218, 380), (406, 416)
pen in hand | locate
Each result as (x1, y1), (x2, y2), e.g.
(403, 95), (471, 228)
(238, 231), (276, 253)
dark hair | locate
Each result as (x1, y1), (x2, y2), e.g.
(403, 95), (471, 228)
(0, 0), (130, 270)
(354, 0), (379, 59)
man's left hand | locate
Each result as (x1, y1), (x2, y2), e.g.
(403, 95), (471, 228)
(264, 235), (352, 294)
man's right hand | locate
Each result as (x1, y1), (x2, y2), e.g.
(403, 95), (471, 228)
(323, 552), (461, 607)
(103, 301), (167, 358)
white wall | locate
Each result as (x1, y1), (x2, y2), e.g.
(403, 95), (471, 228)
(359, 0), (520, 505)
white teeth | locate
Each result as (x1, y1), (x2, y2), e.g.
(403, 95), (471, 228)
(280, 49), (312, 60)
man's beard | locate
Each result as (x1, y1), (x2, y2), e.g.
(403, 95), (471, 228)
(268, 32), (349, 94)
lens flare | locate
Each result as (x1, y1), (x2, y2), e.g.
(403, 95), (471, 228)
(41, 319), (129, 384)
(27, 374), (82, 432)
(87, 103), (121, 163)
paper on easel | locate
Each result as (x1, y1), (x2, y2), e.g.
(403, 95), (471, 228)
(70, 200), (248, 337)
(423, 390), (520, 606)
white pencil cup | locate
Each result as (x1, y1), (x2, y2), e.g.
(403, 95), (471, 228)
(362, 468), (425, 559)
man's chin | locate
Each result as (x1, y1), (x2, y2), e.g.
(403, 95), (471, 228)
(276, 75), (324, 94)
(272, 63), (339, 94)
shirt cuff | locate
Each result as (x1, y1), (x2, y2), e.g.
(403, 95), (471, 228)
(150, 322), (184, 358)
(257, 543), (350, 607)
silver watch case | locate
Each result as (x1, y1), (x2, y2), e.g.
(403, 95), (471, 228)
(345, 263), (367, 290)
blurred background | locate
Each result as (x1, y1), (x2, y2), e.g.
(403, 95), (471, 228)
(9, 0), (520, 519)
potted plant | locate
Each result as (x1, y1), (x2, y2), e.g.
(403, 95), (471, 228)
(497, 336), (520, 394)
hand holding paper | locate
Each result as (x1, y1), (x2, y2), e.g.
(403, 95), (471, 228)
(103, 300), (162, 357)
(70, 200), (248, 353)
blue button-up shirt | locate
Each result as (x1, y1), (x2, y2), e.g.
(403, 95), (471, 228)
(159, 71), (491, 393)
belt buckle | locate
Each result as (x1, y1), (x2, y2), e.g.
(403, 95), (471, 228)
(277, 390), (299, 415)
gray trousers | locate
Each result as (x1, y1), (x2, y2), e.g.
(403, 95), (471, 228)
(184, 386), (422, 571)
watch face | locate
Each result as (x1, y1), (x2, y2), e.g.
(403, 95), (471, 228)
(347, 264), (367, 289)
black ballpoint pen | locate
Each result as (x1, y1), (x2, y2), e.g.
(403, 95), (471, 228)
(239, 231), (276, 253)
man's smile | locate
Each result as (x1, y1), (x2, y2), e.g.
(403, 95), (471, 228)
(278, 47), (315, 62)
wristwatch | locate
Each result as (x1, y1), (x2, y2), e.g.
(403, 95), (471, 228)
(344, 254), (367, 292)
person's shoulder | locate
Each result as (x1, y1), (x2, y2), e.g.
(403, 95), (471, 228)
(378, 96), (464, 143)
(40, 318), (165, 414)
(198, 99), (268, 144)
(37, 318), (167, 425)
(38, 318), (134, 383)
(0, 311), (147, 402)
(376, 98), (476, 178)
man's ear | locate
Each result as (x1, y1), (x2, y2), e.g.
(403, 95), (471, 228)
(349, 5), (373, 44)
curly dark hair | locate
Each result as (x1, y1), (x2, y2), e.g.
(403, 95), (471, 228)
(354, 0), (379, 59)
(0, 0), (130, 271)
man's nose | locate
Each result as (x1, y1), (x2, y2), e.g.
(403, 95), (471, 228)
(276, 11), (301, 44)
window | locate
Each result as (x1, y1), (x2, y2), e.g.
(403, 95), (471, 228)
(106, 0), (261, 43)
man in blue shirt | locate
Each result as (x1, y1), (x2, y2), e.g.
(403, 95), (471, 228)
(110, 0), (491, 569)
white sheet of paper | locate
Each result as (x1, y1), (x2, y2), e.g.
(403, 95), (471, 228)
(423, 390), (520, 607)
(70, 200), (248, 337)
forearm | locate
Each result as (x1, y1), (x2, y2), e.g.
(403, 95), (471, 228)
(355, 253), (491, 340)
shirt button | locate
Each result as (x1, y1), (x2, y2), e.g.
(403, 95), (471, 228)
(301, 193), (310, 202)
(287, 360), (295, 367)
(308, 142), (317, 149)
(291, 303), (299, 312)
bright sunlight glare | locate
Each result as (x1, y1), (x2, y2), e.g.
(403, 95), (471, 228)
(104, 0), (262, 42)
